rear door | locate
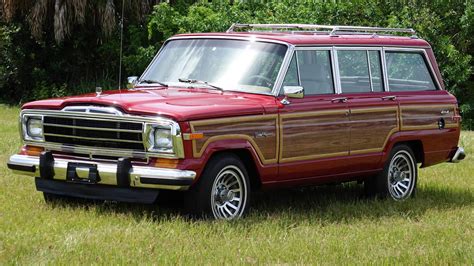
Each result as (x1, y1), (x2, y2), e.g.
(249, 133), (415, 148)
(335, 48), (399, 172)
(278, 48), (351, 181)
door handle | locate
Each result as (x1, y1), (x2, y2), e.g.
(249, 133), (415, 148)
(440, 109), (450, 115)
(381, 95), (397, 101)
(331, 97), (348, 103)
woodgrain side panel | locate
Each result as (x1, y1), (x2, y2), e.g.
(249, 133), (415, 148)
(401, 104), (458, 130)
(280, 110), (350, 163)
(190, 115), (278, 164)
(350, 107), (399, 154)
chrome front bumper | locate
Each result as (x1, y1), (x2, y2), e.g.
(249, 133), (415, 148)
(7, 154), (196, 190)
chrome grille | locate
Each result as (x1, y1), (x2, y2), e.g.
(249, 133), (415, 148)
(43, 116), (145, 151)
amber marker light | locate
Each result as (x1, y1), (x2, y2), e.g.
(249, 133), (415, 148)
(21, 145), (45, 156)
(153, 158), (179, 169)
(183, 133), (204, 140)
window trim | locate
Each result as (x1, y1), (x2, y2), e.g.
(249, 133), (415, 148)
(275, 45), (441, 96)
(383, 47), (441, 91)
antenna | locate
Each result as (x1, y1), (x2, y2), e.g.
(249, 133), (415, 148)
(117, 0), (125, 91)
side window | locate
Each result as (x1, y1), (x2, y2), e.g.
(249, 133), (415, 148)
(338, 50), (371, 93)
(296, 50), (334, 95)
(385, 52), (436, 91)
(282, 54), (299, 87)
(368, 51), (384, 92)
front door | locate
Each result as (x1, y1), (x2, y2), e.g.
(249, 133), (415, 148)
(278, 48), (351, 181)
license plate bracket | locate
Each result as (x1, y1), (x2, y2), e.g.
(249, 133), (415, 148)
(66, 162), (100, 184)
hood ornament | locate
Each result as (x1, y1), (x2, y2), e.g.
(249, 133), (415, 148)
(95, 87), (102, 97)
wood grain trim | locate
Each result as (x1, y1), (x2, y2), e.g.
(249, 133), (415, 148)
(190, 115), (279, 164)
(349, 106), (399, 155)
(400, 104), (459, 131)
(279, 109), (349, 163)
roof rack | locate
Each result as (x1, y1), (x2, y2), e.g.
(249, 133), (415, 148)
(226, 23), (417, 38)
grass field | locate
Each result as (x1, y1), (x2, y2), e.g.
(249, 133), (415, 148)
(0, 105), (472, 264)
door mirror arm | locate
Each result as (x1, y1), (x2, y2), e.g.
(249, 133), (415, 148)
(281, 86), (304, 105)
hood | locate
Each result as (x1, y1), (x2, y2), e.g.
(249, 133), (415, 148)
(22, 86), (278, 121)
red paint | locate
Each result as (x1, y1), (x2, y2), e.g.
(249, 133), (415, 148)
(19, 32), (461, 190)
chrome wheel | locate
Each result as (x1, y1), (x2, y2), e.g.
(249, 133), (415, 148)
(211, 165), (248, 220)
(387, 150), (416, 200)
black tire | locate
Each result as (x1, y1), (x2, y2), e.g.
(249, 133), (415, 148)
(365, 144), (418, 200)
(185, 153), (251, 220)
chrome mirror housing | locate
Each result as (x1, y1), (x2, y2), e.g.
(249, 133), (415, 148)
(127, 76), (139, 89)
(281, 86), (304, 105)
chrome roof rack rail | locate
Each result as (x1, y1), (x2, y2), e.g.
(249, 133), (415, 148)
(226, 23), (417, 38)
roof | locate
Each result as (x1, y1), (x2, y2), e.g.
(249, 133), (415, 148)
(173, 32), (431, 48)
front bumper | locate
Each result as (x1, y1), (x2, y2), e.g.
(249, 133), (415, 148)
(7, 153), (196, 191)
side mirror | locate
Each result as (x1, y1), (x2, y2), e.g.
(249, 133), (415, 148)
(127, 76), (139, 89)
(281, 86), (304, 105)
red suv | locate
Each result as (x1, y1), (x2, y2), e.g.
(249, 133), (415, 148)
(8, 24), (465, 219)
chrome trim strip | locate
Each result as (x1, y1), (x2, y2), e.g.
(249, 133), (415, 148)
(273, 44), (295, 96)
(43, 133), (143, 144)
(43, 123), (143, 133)
(381, 47), (390, 92)
(8, 154), (196, 190)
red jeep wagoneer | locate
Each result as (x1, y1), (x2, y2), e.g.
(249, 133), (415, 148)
(8, 24), (465, 219)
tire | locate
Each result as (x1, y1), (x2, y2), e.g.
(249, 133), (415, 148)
(365, 144), (418, 200)
(185, 153), (251, 220)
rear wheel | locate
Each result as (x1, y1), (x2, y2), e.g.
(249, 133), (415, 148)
(365, 144), (418, 200)
(186, 154), (250, 220)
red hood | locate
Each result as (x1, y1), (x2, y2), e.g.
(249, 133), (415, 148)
(22, 87), (278, 121)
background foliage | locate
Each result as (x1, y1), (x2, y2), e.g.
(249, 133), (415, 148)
(1, 0), (473, 128)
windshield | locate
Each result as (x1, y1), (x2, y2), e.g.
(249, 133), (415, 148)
(140, 39), (288, 94)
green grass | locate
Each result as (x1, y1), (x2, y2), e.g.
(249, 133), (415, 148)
(0, 105), (472, 264)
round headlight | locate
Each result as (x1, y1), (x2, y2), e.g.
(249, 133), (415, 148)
(152, 126), (173, 151)
(27, 118), (43, 138)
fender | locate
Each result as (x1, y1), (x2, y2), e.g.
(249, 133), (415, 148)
(381, 127), (460, 168)
(187, 138), (278, 184)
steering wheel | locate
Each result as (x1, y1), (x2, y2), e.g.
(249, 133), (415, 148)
(247, 75), (274, 87)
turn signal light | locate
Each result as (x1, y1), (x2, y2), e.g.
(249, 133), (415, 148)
(21, 145), (45, 156)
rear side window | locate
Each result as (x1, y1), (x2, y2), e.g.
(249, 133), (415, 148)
(338, 50), (371, 93)
(296, 50), (334, 95)
(385, 52), (437, 91)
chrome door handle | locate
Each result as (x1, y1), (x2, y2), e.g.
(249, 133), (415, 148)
(381, 95), (397, 101)
(331, 97), (348, 103)
(440, 109), (450, 115)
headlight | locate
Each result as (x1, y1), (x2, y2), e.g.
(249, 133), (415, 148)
(22, 116), (44, 141)
(27, 118), (43, 137)
(145, 121), (182, 155)
(150, 125), (173, 152)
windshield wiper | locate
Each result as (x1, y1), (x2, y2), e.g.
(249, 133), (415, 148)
(178, 78), (224, 92)
(139, 79), (168, 87)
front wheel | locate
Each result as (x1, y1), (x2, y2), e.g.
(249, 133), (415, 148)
(365, 144), (418, 200)
(186, 154), (250, 220)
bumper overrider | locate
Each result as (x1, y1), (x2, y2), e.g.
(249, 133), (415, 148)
(7, 152), (196, 203)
